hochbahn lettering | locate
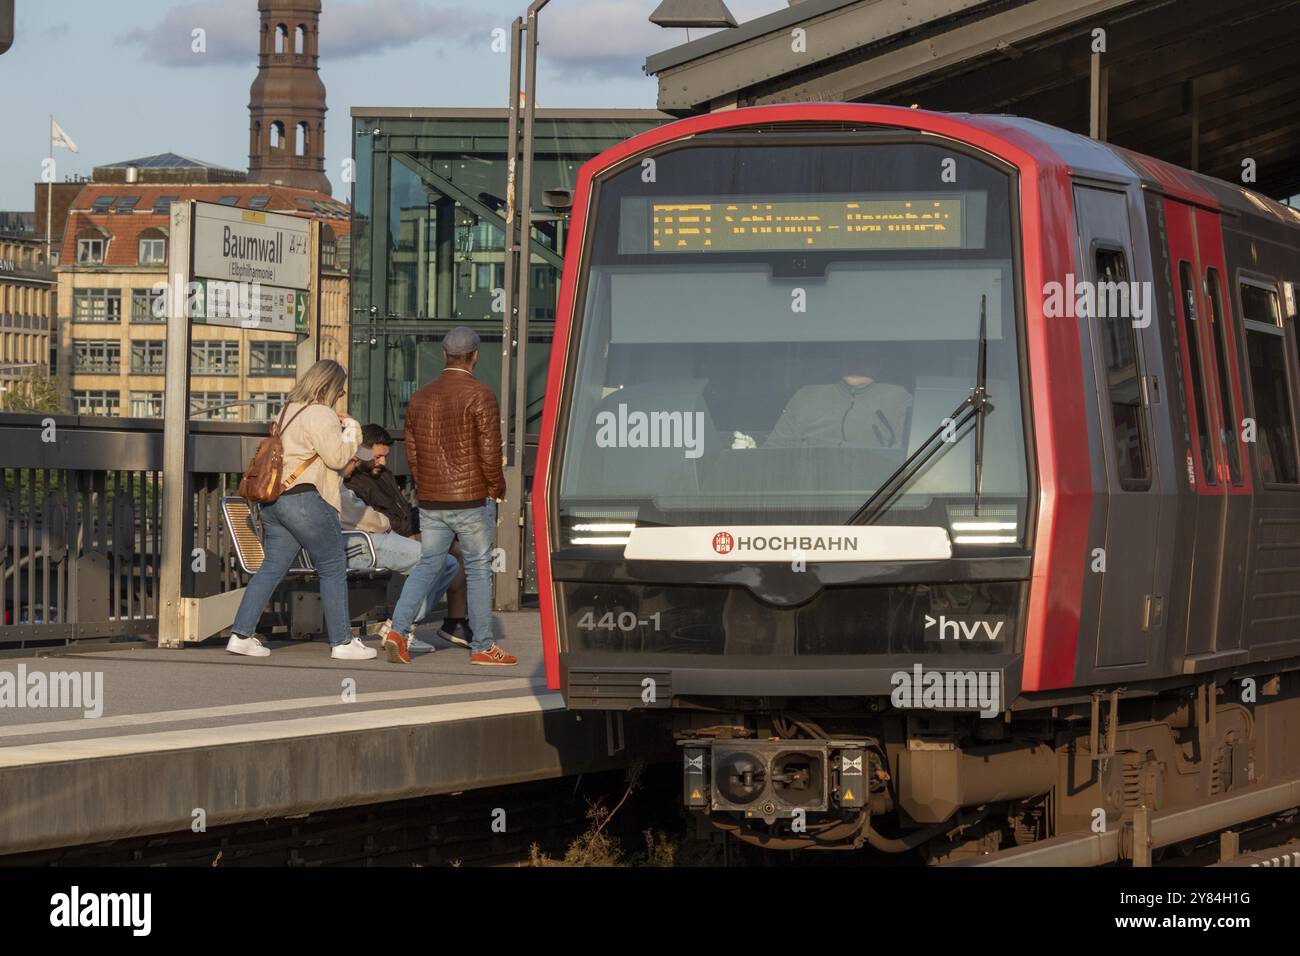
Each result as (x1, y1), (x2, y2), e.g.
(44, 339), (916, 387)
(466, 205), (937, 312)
(728, 533), (860, 552)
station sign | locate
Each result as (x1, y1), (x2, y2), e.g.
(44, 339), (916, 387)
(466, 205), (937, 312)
(192, 279), (308, 334)
(188, 201), (310, 332)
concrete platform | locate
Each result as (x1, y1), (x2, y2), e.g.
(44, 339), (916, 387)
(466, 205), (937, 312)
(0, 612), (672, 856)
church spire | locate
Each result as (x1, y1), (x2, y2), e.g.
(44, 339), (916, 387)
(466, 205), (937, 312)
(248, 0), (330, 194)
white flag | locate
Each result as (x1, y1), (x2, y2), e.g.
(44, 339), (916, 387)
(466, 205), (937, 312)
(51, 118), (79, 154)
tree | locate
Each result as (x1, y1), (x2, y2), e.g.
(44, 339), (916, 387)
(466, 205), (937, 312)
(0, 368), (64, 414)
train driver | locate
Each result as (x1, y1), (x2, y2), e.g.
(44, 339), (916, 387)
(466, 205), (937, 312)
(764, 349), (912, 449)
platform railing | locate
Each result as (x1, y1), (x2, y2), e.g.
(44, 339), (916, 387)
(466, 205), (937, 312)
(0, 412), (271, 651)
(0, 411), (538, 653)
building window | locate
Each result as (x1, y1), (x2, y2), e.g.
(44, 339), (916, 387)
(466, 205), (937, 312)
(191, 340), (240, 375)
(249, 392), (288, 422)
(218, 195), (240, 206)
(153, 196), (178, 215)
(249, 340), (296, 376)
(91, 196), (114, 215)
(130, 339), (165, 374)
(138, 237), (166, 265)
(77, 238), (105, 264)
(131, 287), (167, 323)
(114, 197), (140, 215)
(73, 389), (120, 417)
(73, 288), (122, 323)
(73, 339), (121, 374)
(190, 391), (240, 421)
(1241, 279), (1299, 485)
(129, 391), (164, 418)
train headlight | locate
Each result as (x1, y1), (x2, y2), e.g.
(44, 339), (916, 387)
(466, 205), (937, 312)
(566, 510), (637, 545)
(947, 505), (1020, 545)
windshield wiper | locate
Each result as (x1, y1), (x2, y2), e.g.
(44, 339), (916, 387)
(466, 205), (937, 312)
(849, 295), (993, 526)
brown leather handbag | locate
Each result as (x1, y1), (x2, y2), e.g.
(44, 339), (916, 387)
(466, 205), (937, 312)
(237, 405), (319, 504)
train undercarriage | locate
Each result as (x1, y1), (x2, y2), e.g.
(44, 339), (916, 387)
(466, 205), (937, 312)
(670, 668), (1300, 862)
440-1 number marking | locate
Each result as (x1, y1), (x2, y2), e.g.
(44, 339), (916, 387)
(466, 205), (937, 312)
(577, 611), (662, 632)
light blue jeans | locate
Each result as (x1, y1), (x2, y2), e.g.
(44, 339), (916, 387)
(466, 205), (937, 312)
(231, 490), (352, 646)
(347, 531), (458, 627)
(391, 501), (495, 653)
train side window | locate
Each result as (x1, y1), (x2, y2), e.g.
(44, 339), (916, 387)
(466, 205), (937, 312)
(1179, 261), (1217, 484)
(1205, 269), (1243, 485)
(1094, 247), (1151, 489)
(1240, 279), (1300, 485)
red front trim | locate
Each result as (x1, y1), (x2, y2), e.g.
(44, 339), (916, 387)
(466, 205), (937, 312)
(533, 104), (1091, 692)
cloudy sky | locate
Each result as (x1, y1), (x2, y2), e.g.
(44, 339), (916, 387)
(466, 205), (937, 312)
(0, 0), (789, 210)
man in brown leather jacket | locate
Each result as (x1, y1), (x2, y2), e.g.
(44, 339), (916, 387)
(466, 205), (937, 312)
(380, 327), (517, 666)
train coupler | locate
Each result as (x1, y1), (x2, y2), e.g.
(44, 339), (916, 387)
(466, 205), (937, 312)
(680, 738), (870, 824)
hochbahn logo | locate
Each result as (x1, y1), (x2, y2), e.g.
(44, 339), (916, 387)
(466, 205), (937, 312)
(716, 532), (862, 553)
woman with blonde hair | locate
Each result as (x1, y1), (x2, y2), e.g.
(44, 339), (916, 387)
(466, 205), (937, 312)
(226, 359), (377, 660)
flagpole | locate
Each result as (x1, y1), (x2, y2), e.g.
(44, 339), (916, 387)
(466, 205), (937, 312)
(46, 115), (52, 263)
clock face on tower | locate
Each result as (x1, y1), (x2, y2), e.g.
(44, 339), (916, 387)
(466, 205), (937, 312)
(248, 1), (332, 196)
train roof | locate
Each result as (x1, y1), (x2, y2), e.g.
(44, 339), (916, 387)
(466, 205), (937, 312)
(610, 104), (1300, 233)
(949, 112), (1300, 230)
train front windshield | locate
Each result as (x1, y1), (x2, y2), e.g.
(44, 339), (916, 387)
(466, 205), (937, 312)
(557, 139), (1029, 551)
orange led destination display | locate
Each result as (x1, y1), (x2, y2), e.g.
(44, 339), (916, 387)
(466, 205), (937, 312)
(651, 198), (964, 252)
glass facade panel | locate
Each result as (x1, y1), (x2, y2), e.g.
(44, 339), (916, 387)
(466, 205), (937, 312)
(348, 109), (664, 431)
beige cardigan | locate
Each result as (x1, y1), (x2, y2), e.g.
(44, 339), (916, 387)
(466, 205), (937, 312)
(278, 401), (361, 514)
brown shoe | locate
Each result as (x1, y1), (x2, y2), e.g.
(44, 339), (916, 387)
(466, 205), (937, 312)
(471, 644), (517, 666)
(380, 621), (411, 665)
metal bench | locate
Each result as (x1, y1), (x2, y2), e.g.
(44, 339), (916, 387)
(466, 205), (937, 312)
(221, 495), (382, 575)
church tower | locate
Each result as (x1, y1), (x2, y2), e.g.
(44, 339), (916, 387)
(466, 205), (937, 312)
(248, 0), (330, 194)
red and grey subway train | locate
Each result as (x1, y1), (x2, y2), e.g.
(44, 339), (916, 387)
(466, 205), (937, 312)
(531, 104), (1300, 854)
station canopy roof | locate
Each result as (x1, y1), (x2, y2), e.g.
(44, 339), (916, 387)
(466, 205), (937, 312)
(645, 0), (1300, 198)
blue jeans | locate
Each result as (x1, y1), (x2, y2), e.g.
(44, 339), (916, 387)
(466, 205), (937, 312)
(231, 490), (352, 646)
(348, 531), (458, 626)
(391, 501), (495, 652)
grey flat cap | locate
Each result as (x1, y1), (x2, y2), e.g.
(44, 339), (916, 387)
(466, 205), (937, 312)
(442, 326), (481, 354)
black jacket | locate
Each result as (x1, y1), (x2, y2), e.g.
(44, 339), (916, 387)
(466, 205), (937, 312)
(345, 467), (418, 536)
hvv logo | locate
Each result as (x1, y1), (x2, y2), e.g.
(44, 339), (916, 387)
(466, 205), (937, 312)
(924, 614), (1006, 642)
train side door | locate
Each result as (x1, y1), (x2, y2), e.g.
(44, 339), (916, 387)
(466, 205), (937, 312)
(1163, 199), (1245, 656)
(1192, 207), (1251, 652)
(1074, 185), (1160, 666)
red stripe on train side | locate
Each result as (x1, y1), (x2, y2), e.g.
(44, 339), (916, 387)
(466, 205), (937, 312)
(533, 104), (1090, 692)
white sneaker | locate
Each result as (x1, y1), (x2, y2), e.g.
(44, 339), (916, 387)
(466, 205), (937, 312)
(330, 637), (377, 661)
(226, 634), (270, 657)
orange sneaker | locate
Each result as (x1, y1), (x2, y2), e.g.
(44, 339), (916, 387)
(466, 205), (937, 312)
(471, 644), (517, 666)
(379, 620), (411, 665)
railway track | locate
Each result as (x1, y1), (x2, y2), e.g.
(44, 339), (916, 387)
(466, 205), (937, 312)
(947, 777), (1300, 867)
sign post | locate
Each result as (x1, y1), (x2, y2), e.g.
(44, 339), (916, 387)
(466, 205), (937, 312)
(157, 200), (315, 648)
(158, 202), (196, 649)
